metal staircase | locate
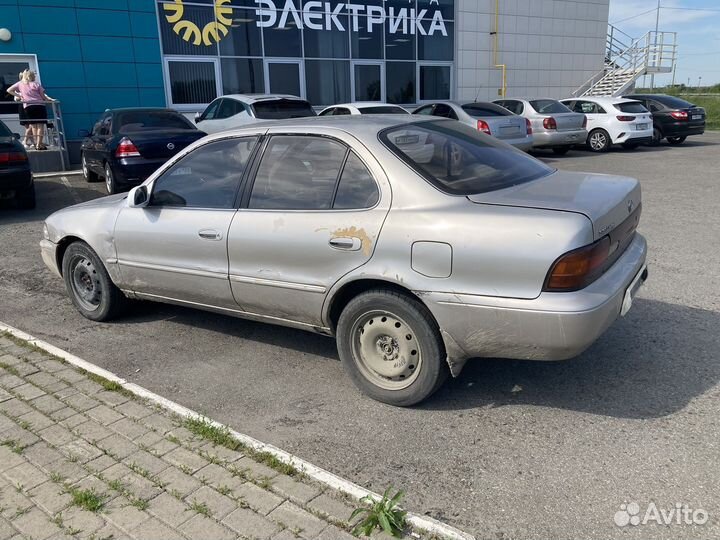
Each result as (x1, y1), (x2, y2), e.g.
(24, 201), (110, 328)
(573, 25), (677, 97)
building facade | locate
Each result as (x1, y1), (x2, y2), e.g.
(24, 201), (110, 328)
(0, 0), (610, 150)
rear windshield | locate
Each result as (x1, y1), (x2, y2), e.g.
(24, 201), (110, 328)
(655, 95), (695, 109)
(0, 120), (11, 137)
(530, 100), (572, 114)
(615, 102), (648, 113)
(359, 106), (409, 115)
(252, 100), (316, 119)
(116, 111), (194, 133)
(380, 120), (554, 196)
(461, 103), (511, 117)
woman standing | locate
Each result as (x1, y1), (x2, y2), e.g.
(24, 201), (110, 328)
(7, 70), (54, 150)
(14, 72), (34, 148)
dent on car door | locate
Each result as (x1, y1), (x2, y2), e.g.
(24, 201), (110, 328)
(227, 133), (390, 327)
(113, 136), (260, 307)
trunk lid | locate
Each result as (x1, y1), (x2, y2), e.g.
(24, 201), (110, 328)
(484, 116), (527, 140)
(467, 170), (641, 241)
(120, 129), (206, 159)
(550, 112), (586, 131)
(686, 106), (706, 127)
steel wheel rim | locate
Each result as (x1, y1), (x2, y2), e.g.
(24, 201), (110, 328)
(350, 310), (423, 391)
(82, 155), (88, 178)
(105, 165), (112, 193)
(70, 255), (102, 311)
(590, 132), (606, 150)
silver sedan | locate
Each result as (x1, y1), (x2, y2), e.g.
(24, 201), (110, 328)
(41, 117), (648, 406)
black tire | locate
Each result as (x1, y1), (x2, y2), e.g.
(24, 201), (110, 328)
(667, 136), (687, 145)
(587, 129), (611, 152)
(62, 241), (126, 321)
(81, 153), (99, 183)
(622, 142), (640, 150)
(552, 146), (571, 155)
(336, 289), (449, 407)
(16, 183), (36, 210)
(650, 127), (663, 146)
(104, 162), (117, 195)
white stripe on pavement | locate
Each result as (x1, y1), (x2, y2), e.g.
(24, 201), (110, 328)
(59, 176), (83, 205)
(0, 321), (476, 540)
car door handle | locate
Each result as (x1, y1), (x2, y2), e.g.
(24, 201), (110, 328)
(329, 237), (362, 251)
(198, 229), (222, 241)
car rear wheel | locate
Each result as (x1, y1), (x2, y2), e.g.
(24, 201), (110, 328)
(81, 153), (99, 183)
(650, 127), (663, 146)
(588, 129), (611, 152)
(62, 241), (126, 321)
(15, 183), (36, 210)
(337, 289), (449, 407)
(667, 136), (687, 145)
(104, 163), (117, 195)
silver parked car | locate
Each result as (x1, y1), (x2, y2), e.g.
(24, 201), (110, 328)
(41, 117), (648, 406)
(494, 98), (587, 154)
(413, 101), (534, 151)
(318, 102), (409, 116)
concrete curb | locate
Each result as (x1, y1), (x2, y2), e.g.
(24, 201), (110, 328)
(0, 321), (476, 540)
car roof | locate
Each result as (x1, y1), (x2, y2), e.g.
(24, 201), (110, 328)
(104, 107), (179, 114)
(221, 94), (308, 104)
(561, 96), (639, 105)
(324, 102), (408, 109)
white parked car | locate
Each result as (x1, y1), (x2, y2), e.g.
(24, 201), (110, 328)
(318, 102), (409, 116)
(195, 94), (316, 134)
(560, 97), (653, 152)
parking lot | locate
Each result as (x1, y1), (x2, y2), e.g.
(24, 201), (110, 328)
(1, 134), (719, 539)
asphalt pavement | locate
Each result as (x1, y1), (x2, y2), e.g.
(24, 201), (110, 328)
(1, 134), (719, 539)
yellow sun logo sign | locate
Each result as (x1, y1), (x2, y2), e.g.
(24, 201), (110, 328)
(163, 0), (233, 46)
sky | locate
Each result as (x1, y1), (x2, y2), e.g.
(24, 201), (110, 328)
(608, 0), (720, 86)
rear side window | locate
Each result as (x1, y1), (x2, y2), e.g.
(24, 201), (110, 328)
(252, 100), (316, 119)
(432, 104), (458, 119)
(151, 137), (258, 209)
(381, 120), (553, 196)
(615, 102), (649, 113)
(334, 153), (379, 209)
(218, 99), (245, 119)
(359, 106), (408, 115)
(496, 100), (523, 115)
(461, 103), (511, 117)
(116, 111), (194, 133)
(572, 101), (605, 114)
(249, 136), (346, 210)
(530, 100), (572, 114)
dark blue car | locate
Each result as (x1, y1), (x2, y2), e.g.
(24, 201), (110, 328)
(80, 108), (206, 194)
(0, 119), (33, 209)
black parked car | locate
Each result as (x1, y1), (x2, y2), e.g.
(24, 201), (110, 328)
(80, 108), (206, 194)
(0, 119), (34, 209)
(623, 94), (705, 145)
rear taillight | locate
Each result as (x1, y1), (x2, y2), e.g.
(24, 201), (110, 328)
(0, 151), (28, 164)
(477, 119), (491, 135)
(115, 137), (140, 158)
(616, 116), (636, 122)
(543, 117), (557, 130)
(670, 111), (688, 120)
(544, 237), (611, 291)
(526, 118), (533, 135)
(582, 116), (587, 129)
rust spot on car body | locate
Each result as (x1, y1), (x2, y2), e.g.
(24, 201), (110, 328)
(331, 226), (373, 256)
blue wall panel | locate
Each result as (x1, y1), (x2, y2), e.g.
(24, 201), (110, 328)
(0, 0), (165, 141)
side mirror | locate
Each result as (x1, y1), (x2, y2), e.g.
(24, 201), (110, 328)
(194, 112), (201, 124)
(78, 129), (90, 138)
(128, 185), (149, 208)
(13, 132), (20, 140)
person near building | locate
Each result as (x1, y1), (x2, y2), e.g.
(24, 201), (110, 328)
(6, 70), (54, 150)
(14, 72), (34, 149)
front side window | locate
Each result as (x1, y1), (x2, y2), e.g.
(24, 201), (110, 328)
(151, 137), (258, 209)
(199, 99), (221, 122)
(381, 120), (553, 196)
(496, 100), (523, 115)
(432, 104), (457, 119)
(573, 101), (605, 114)
(249, 136), (347, 210)
(319, 108), (336, 117)
(218, 99), (245, 119)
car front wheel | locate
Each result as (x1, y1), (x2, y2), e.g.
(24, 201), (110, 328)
(667, 136), (687, 145)
(337, 289), (449, 407)
(62, 241), (125, 321)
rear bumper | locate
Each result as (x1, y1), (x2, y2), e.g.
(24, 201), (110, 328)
(424, 233), (648, 366)
(0, 168), (33, 193)
(506, 138), (534, 152)
(533, 129), (587, 148)
(661, 122), (705, 137)
(113, 157), (167, 187)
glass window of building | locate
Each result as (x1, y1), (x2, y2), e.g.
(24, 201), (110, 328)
(306, 60), (351, 106)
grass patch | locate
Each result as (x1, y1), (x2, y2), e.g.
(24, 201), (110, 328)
(351, 487), (407, 538)
(189, 500), (211, 517)
(83, 372), (133, 398)
(1, 440), (25, 455)
(182, 417), (301, 478)
(50, 472), (66, 484)
(129, 497), (149, 511)
(67, 487), (105, 513)
(0, 362), (20, 377)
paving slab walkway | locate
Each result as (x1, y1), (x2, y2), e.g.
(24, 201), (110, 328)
(0, 334), (415, 540)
